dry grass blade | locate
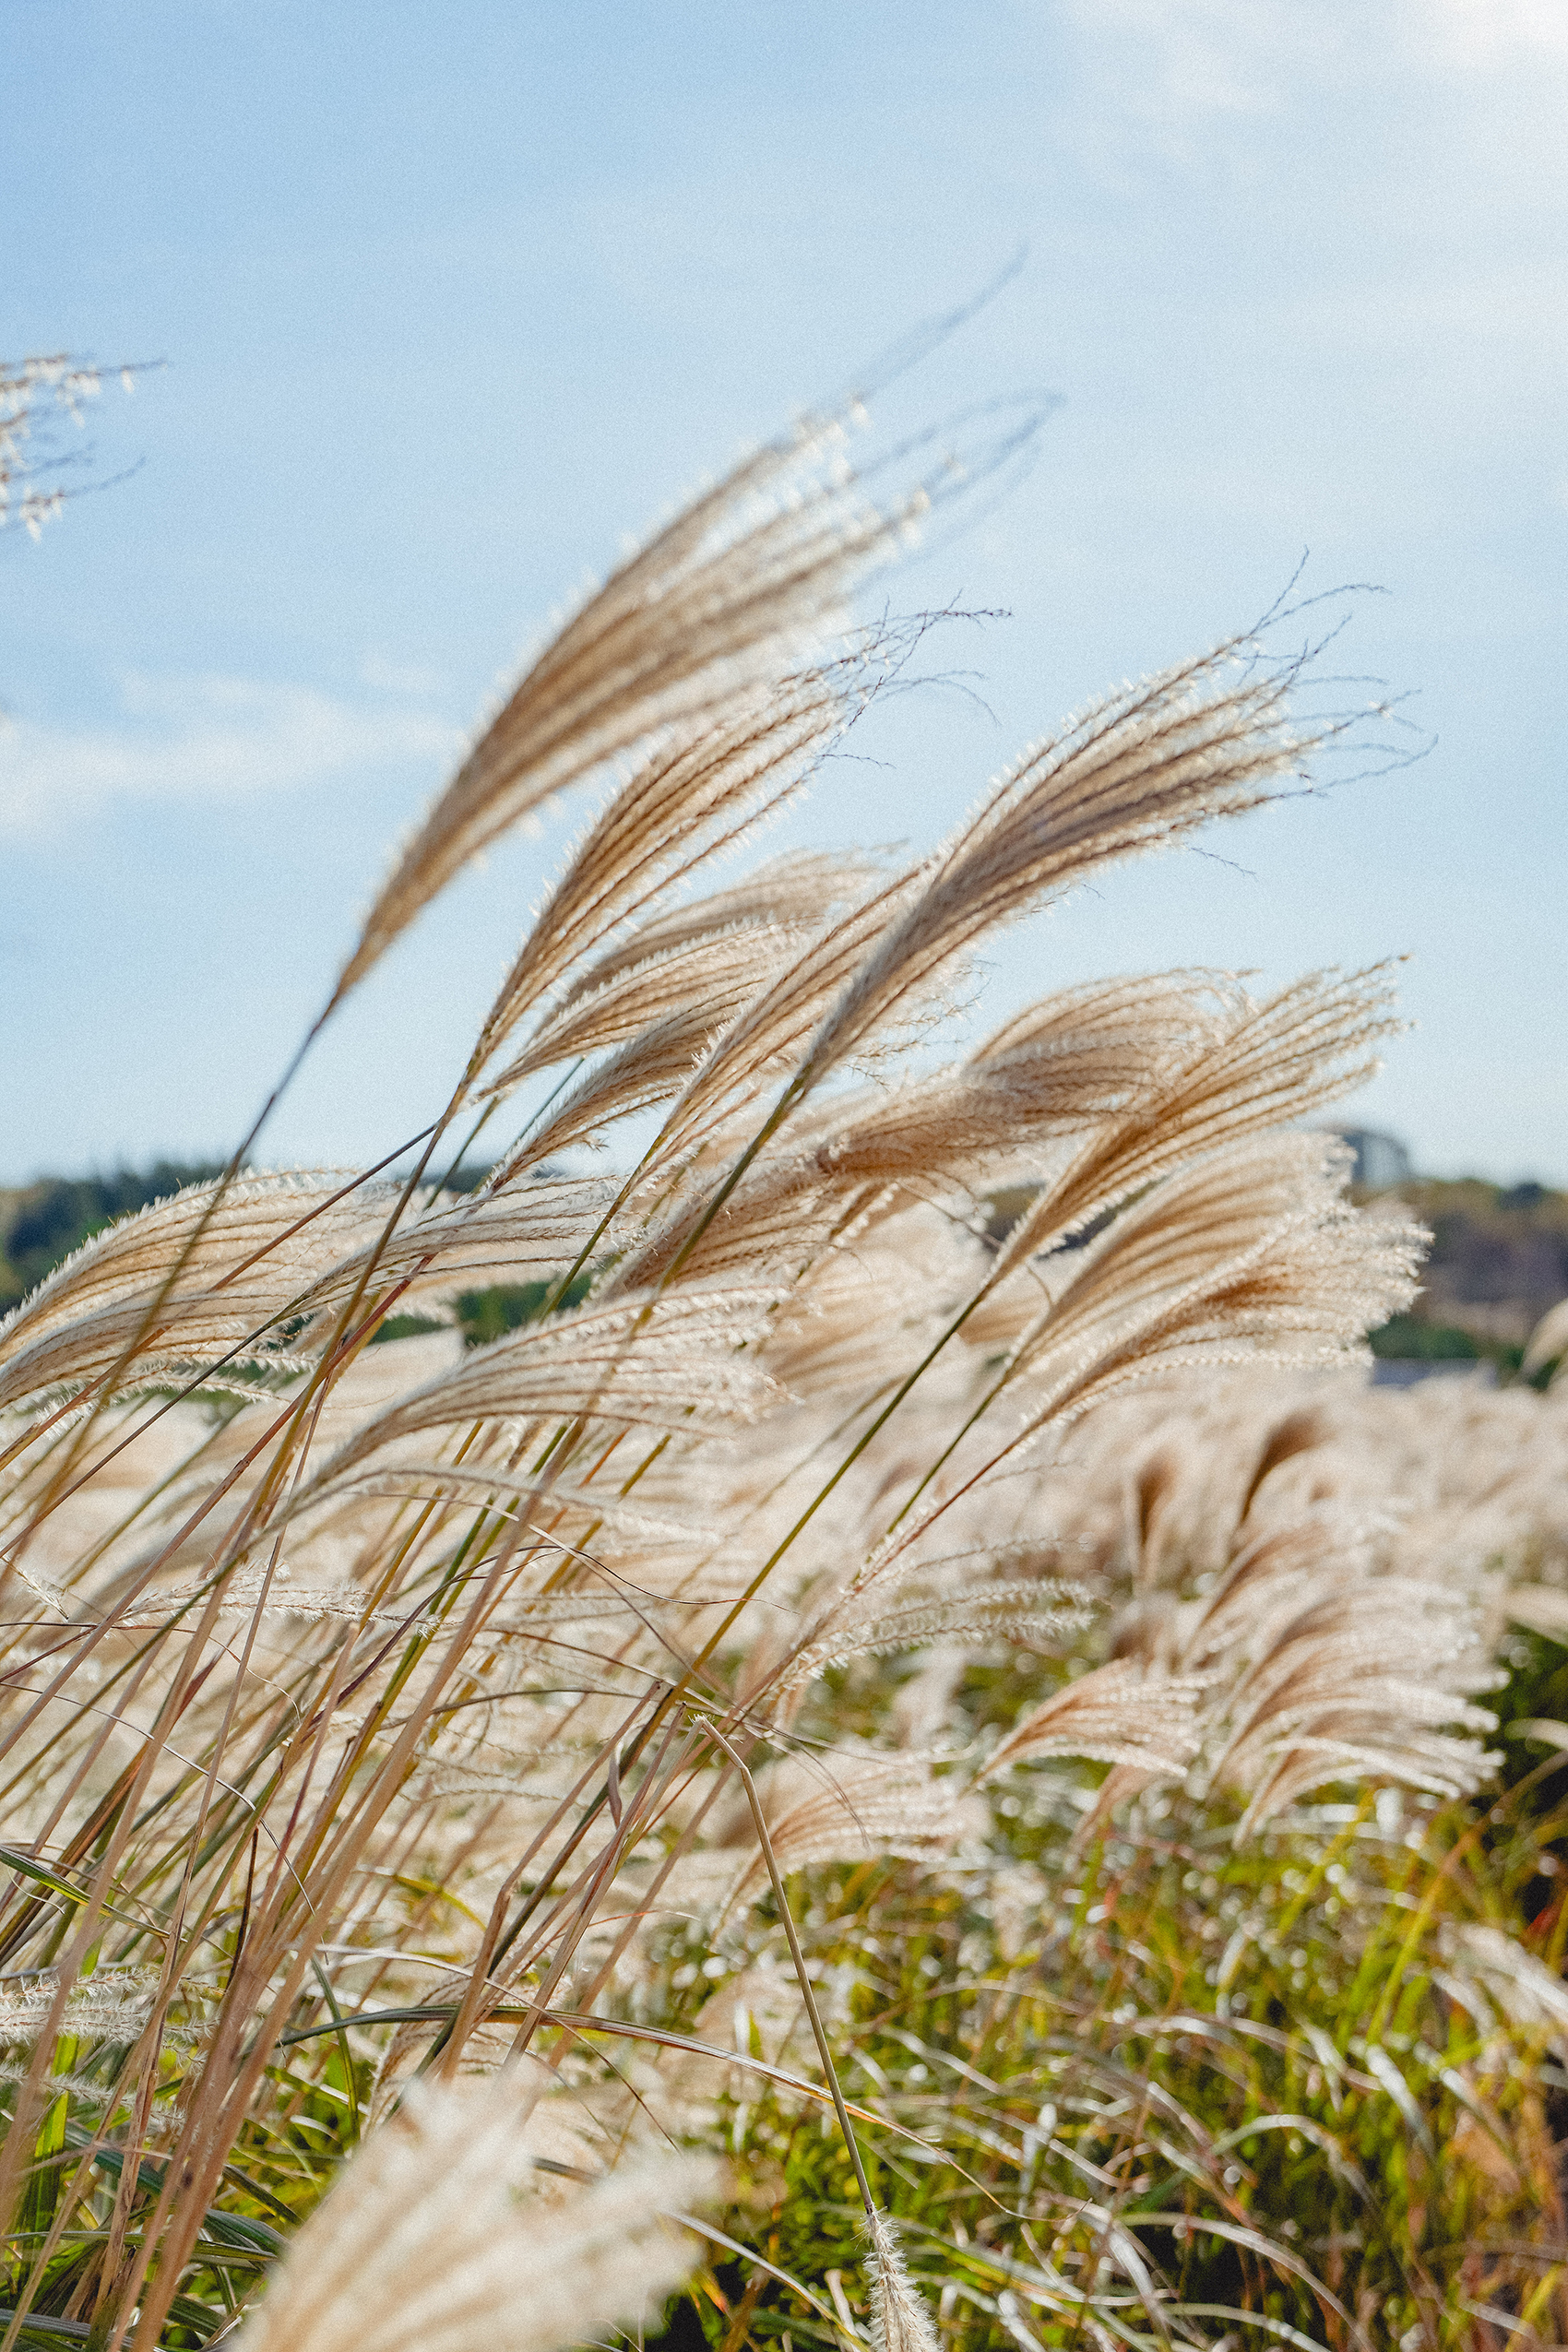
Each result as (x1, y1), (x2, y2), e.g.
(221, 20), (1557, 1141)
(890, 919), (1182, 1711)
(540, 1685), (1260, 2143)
(1440, 1922), (1568, 2061)
(1523, 1296), (1568, 1381)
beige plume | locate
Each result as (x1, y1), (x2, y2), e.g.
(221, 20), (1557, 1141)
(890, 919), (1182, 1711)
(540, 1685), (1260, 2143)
(721, 1747), (974, 1905)
(291, 1284), (783, 1501)
(329, 417), (919, 1013)
(468, 673), (864, 1075)
(750, 1210), (984, 1396)
(552, 846), (888, 1014)
(979, 1658), (1208, 1782)
(862, 1135), (1422, 1588)
(0, 1966), (160, 2049)
(290, 1174), (617, 1328)
(1103, 1517), (1499, 1832)
(647, 647), (1330, 1174)
(862, 2208), (942, 2352)
(779, 644), (1309, 1093)
(237, 2078), (717, 2352)
(493, 989), (799, 1176)
(982, 966), (1403, 1295)
(609, 976), (1239, 1297)
(1194, 1524), (1497, 1831)
(779, 1570), (1092, 1693)
(487, 922), (815, 1091)
(641, 871), (930, 1161)
(0, 1172), (392, 1416)
(484, 902), (909, 1190)
(482, 919), (838, 1176)
(604, 1155), (849, 1299)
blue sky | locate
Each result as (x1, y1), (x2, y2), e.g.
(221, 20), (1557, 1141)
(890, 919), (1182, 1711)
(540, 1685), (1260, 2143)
(3, 0), (1564, 1184)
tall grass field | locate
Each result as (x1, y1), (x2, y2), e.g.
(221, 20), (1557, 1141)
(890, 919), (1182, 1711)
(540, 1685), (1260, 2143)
(4, 368), (1567, 2352)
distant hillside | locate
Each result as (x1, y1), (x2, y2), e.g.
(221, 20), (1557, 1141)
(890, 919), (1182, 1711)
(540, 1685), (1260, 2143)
(1370, 1177), (1568, 1353)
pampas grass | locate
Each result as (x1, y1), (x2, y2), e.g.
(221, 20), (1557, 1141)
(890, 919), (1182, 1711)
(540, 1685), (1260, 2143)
(4, 370), (1562, 2350)
(861, 2209), (942, 2352)
(235, 2082), (716, 2352)
(1, 351), (150, 540)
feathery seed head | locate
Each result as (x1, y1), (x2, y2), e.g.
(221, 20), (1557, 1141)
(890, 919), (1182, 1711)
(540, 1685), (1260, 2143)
(238, 2079), (718, 2352)
(862, 2208), (942, 2352)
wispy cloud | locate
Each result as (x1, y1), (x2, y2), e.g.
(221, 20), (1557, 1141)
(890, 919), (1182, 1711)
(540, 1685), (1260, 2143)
(1066, 0), (1568, 125)
(0, 673), (462, 837)
(1065, 0), (1303, 118)
(1424, 0), (1568, 64)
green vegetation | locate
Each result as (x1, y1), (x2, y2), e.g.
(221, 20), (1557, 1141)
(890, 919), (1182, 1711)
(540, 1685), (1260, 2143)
(620, 1637), (1568, 2352)
(1365, 1177), (1568, 1370)
(1368, 1312), (1480, 1360)
(451, 1273), (593, 1344)
(0, 1166), (225, 1306)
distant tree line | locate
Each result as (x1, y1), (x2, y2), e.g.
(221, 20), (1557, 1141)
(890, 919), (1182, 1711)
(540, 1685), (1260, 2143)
(3, 1163), (1563, 1372)
(0, 1163), (585, 1342)
(0, 1163), (226, 1306)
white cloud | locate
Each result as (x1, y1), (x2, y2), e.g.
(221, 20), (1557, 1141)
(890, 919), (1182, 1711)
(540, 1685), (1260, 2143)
(1066, 0), (1568, 125)
(1063, 0), (1347, 123)
(0, 673), (462, 837)
(1423, 0), (1568, 64)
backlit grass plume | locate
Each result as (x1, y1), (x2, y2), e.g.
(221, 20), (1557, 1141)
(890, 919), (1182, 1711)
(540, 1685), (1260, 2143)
(236, 2081), (716, 2352)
